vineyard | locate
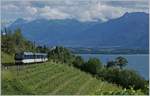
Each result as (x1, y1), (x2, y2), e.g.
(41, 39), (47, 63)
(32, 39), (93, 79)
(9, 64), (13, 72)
(2, 62), (122, 95)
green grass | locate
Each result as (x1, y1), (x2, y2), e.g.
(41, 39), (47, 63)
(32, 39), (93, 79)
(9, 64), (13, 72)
(1, 52), (14, 64)
(2, 61), (123, 95)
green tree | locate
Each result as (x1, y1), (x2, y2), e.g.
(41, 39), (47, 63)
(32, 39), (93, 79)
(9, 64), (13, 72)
(115, 56), (128, 69)
(13, 28), (23, 46)
(106, 60), (116, 68)
(83, 58), (102, 74)
(72, 56), (84, 68)
(1, 28), (15, 54)
(48, 46), (75, 64)
(1, 28), (37, 54)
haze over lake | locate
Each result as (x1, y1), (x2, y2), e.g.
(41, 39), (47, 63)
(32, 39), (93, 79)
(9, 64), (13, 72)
(77, 54), (149, 80)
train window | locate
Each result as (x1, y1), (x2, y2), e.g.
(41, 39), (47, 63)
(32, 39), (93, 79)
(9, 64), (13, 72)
(24, 55), (32, 59)
(29, 55), (33, 59)
(24, 55), (28, 59)
(20, 53), (48, 59)
(31, 55), (34, 59)
(34, 55), (36, 59)
(36, 55), (38, 59)
(37, 55), (39, 59)
(36, 55), (39, 59)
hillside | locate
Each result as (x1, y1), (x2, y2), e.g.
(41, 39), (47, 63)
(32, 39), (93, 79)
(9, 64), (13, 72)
(8, 12), (149, 49)
(2, 62), (122, 95)
(1, 52), (14, 64)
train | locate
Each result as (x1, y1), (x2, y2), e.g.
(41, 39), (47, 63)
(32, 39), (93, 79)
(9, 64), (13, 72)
(15, 52), (48, 64)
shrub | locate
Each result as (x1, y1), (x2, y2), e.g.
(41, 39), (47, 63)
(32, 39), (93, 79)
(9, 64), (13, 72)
(72, 56), (84, 68)
(115, 56), (128, 69)
(106, 60), (116, 68)
(48, 46), (75, 64)
(95, 87), (144, 95)
(97, 68), (146, 90)
(82, 58), (102, 74)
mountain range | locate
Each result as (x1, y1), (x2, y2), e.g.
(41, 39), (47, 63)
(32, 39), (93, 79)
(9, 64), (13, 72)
(8, 12), (149, 49)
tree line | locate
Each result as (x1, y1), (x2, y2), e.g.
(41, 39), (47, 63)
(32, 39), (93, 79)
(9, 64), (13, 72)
(1, 28), (49, 55)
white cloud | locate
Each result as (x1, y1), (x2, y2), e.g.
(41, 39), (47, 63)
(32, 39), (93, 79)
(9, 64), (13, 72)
(38, 6), (70, 19)
(25, 6), (38, 15)
(1, 4), (19, 11)
(1, 0), (149, 22)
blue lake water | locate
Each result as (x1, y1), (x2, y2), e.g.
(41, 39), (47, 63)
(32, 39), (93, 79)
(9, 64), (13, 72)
(77, 54), (149, 80)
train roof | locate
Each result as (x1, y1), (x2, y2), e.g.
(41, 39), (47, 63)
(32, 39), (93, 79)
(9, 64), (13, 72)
(16, 52), (47, 55)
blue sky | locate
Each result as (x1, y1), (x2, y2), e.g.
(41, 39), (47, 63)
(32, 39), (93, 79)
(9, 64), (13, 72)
(1, 0), (149, 24)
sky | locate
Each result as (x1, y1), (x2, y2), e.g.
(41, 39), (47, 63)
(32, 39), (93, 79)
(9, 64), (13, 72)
(1, 0), (149, 24)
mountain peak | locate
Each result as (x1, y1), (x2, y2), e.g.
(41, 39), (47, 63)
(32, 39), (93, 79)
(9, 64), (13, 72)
(123, 12), (148, 17)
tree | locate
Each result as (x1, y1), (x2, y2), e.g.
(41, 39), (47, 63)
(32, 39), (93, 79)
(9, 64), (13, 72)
(83, 58), (102, 74)
(1, 28), (15, 54)
(1, 28), (37, 54)
(115, 56), (128, 69)
(48, 46), (75, 64)
(106, 60), (116, 68)
(73, 56), (84, 68)
(13, 28), (23, 46)
(36, 45), (49, 53)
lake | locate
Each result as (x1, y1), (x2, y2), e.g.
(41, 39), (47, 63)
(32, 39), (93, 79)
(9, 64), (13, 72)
(76, 54), (149, 80)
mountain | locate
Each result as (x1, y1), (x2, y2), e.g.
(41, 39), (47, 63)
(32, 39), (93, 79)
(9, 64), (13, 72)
(8, 19), (100, 45)
(77, 12), (149, 49)
(11, 18), (28, 26)
(8, 12), (149, 49)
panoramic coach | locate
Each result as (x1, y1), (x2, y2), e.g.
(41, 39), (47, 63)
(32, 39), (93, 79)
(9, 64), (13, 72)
(15, 52), (48, 64)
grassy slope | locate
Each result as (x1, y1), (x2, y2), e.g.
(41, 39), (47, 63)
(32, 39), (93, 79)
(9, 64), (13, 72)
(1, 52), (14, 64)
(2, 62), (122, 95)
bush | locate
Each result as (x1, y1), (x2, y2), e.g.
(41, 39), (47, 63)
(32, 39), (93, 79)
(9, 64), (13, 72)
(106, 60), (116, 68)
(48, 46), (75, 64)
(72, 56), (84, 68)
(95, 87), (144, 95)
(115, 56), (128, 69)
(97, 68), (146, 90)
(82, 58), (102, 74)
(1, 28), (35, 54)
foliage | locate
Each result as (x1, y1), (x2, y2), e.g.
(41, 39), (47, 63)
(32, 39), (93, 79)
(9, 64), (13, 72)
(82, 58), (102, 74)
(97, 68), (146, 91)
(106, 60), (116, 68)
(95, 87), (144, 95)
(115, 56), (128, 69)
(1, 28), (35, 54)
(142, 81), (149, 94)
(36, 45), (49, 53)
(72, 56), (84, 68)
(106, 56), (128, 69)
(48, 46), (75, 64)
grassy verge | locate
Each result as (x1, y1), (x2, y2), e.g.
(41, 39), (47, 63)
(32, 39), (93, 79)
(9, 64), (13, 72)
(1, 52), (15, 64)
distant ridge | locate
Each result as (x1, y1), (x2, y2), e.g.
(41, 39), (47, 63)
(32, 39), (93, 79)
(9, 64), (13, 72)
(8, 12), (149, 49)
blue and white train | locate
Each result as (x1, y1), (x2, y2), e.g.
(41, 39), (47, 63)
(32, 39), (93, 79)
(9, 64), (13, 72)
(15, 52), (48, 64)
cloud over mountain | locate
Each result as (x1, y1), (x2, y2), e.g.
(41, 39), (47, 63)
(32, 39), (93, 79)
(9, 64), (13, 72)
(1, 0), (149, 23)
